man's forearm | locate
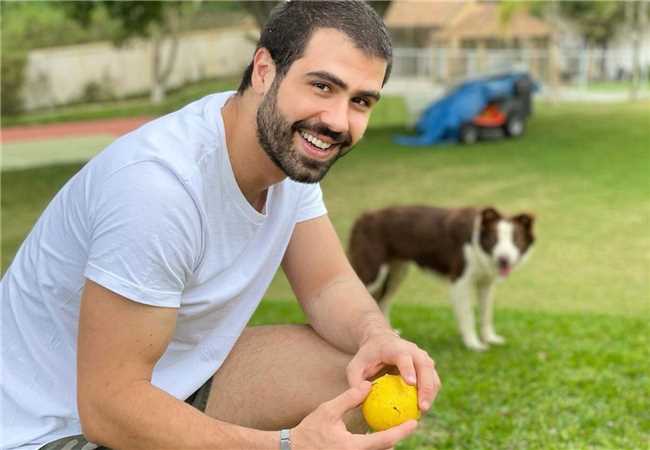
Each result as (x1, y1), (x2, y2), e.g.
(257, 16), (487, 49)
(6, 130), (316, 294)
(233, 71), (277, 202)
(299, 274), (395, 355)
(80, 380), (277, 450)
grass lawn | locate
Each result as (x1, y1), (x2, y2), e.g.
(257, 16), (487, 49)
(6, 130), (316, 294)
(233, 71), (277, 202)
(584, 80), (650, 93)
(2, 100), (649, 448)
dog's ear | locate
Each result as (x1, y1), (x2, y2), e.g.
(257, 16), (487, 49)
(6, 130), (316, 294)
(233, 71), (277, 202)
(480, 207), (501, 224)
(513, 213), (535, 231)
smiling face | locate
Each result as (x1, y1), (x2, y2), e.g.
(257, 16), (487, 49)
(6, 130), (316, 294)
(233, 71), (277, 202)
(256, 28), (387, 183)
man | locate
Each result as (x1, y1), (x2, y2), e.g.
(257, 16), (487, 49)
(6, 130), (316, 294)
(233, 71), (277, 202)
(1, 2), (441, 449)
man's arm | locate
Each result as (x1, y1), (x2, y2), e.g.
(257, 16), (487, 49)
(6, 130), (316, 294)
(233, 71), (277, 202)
(282, 215), (440, 411)
(77, 280), (277, 450)
(282, 215), (392, 354)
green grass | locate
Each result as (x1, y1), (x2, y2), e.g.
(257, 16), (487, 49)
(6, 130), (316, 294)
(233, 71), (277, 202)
(267, 100), (650, 318)
(2, 100), (649, 448)
(251, 301), (650, 450)
(583, 80), (650, 93)
(1, 135), (115, 170)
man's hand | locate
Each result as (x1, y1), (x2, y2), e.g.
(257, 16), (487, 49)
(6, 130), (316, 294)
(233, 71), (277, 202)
(291, 382), (417, 450)
(346, 330), (441, 412)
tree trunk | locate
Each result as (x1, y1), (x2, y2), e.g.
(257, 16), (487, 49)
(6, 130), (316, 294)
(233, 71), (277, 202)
(150, 29), (163, 104)
(599, 40), (608, 82)
(546, 0), (561, 102)
(150, 12), (180, 105)
(630, 0), (648, 101)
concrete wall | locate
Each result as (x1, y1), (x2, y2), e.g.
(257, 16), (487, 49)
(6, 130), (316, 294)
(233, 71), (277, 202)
(23, 25), (258, 110)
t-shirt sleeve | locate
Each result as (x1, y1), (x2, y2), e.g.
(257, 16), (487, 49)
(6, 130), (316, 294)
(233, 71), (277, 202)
(84, 161), (203, 308)
(295, 182), (327, 223)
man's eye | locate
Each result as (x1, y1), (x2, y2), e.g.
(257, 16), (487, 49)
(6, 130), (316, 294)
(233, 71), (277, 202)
(313, 82), (330, 92)
(353, 97), (369, 108)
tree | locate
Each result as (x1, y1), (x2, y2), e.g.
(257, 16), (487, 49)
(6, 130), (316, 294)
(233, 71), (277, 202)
(241, 1), (281, 30)
(500, 0), (562, 99)
(504, 1), (625, 48)
(1, 1), (119, 114)
(626, 1), (649, 100)
(501, 1), (649, 100)
(64, 1), (198, 104)
(241, 1), (392, 30)
(563, 2), (624, 47)
(370, 1), (392, 19)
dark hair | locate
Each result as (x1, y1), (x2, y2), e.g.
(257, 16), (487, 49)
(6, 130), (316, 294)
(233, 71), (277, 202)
(237, 1), (393, 94)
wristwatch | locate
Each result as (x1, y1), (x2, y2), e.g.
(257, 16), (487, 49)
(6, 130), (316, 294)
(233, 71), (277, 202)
(280, 429), (291, 450)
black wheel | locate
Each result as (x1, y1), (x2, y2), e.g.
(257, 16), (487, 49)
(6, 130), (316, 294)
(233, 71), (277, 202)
(459, 123), (479, 144)
(504, 115), (525, 137)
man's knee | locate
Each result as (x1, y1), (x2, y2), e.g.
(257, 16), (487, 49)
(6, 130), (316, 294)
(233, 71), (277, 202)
(205, 323), (368, 432)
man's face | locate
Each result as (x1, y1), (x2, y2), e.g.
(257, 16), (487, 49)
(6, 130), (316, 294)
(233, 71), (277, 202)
(256, 28), (387, 183)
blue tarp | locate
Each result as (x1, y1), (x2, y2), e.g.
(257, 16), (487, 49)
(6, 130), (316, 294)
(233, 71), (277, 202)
(395, 72), (537, 146)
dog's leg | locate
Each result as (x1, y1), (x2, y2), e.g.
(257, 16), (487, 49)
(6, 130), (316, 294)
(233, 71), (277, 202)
(478, 282), (505, 345)
(366, 264), (389, 300)
(450, 277), (487, 351)
(366, 264), (393, 317)
(382, 261), (408, 301)
(366, 262), (408, 325)
(379, 261), (409, 331)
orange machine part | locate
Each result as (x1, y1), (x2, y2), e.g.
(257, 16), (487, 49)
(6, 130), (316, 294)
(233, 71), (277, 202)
(472, 104), (507, 127)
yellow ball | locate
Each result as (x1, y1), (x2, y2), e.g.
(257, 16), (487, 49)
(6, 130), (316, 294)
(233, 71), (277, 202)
(362, 374), (421, 432)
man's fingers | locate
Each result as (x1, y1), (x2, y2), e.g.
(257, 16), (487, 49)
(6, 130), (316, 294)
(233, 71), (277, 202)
(357, 419), (418, 450)
(324, 381), (372, 418)
(395, 353), (417, 385)
(414, 353), (439, 411)
(347, 357), (385, 387)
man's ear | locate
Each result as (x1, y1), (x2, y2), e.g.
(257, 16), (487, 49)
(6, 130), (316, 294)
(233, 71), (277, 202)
(251, 47), (277, 95)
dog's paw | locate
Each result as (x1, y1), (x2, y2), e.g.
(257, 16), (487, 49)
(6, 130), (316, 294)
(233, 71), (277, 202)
(483, 334), (506, 345)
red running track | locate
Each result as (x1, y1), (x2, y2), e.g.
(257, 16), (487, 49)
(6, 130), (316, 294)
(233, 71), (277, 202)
(1, 116), (152, 144)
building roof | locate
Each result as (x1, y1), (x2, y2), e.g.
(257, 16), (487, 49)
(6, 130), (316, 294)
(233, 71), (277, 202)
(384, 1), (468, 28)
(385, 0), (552, 40)
(437, 2), (552, 40)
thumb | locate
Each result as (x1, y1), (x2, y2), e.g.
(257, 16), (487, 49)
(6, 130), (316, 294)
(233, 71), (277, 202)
(326, 381), (372, 418)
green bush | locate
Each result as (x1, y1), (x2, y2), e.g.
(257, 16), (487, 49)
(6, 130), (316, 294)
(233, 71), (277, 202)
(1, 50), (28, 115)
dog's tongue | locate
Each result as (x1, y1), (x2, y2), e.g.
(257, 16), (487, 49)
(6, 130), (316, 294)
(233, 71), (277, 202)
(500, 265), (512, 277)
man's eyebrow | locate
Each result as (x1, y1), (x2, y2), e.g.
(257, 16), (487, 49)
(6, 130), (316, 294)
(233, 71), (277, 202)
(306, 70), (381, 102)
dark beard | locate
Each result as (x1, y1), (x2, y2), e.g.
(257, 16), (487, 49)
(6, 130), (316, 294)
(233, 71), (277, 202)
(256, 78), (353, 184)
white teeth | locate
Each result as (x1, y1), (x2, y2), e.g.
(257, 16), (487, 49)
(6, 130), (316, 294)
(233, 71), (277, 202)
(300, 131), (332, 150)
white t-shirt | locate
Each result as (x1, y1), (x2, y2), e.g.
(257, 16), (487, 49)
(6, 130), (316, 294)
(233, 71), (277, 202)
(1, 92), (327, 449)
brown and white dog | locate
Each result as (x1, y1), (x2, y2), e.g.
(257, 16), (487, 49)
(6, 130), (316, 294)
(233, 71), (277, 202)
(348, 206), (535, 351)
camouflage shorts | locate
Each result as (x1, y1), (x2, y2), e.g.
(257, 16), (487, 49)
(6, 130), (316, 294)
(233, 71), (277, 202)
(38, 378), (212, 450)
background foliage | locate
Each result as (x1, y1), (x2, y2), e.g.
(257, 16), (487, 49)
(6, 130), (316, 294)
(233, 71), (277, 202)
(0, 1), (247, 113)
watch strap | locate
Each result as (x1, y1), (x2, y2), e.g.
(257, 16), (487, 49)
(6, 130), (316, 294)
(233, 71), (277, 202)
(280, 428), (291, 450)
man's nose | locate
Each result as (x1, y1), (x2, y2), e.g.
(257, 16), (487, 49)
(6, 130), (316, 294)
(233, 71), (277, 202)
(320, 99), (349, 135)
